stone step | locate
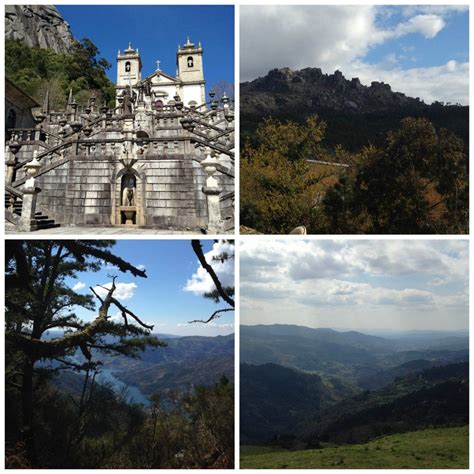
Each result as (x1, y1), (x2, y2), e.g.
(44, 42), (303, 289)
(29, 219), (60, 230)
(35, 214), (52, 221)
(5, 193), (60, 230)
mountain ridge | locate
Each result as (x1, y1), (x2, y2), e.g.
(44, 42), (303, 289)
(241, 66), (468, 151)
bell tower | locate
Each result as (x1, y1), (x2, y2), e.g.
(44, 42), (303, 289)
(117, 42), (142, 87)
(176, 37), (205, 105)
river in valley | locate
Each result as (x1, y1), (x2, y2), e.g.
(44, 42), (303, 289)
(95, 368), (151, 407)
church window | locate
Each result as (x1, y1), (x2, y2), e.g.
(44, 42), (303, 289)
(125, 61), (131, 72)
(154, 99), (163, 111)
(187, 56), (194, 68)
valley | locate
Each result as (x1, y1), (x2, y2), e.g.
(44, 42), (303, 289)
(240, 324), (469, 468)
(53, 333), (235, 405)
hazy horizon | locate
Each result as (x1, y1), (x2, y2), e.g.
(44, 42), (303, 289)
(240, 323), (468, 335)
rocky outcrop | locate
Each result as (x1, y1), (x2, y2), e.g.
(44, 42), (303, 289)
(5, 5), (74, 53)
(240, 66), (468, 152)
(241, 66), (427, 115)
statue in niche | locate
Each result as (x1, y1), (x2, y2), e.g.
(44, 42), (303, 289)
(122, 87), (135, 115)
(143, 79), (152, 97)
(121, 173), (136, 206)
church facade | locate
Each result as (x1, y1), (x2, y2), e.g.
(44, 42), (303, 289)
(5, 38), (234, 233)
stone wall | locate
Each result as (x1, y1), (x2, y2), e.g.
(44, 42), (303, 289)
(32, 154), (233, 230)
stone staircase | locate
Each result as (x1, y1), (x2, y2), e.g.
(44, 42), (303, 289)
(5, 191), (60, 231)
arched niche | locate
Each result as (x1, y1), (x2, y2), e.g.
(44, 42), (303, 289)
(136, 130), (149, 139)
(111, 167), (145, 227)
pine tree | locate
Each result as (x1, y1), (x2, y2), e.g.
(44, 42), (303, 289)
(5, 240), (164, 463)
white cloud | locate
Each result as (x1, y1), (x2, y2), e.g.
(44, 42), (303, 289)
(93, 282), (137, 301)
(347, 59), (469, 105)
(400, 5), (468, 18)
(184, 241), (234, 296)
(240, 239), (468, 331)
(72, 281), (85, 292)
(391, 14), (445, 39)
(241, 5), (468, 104)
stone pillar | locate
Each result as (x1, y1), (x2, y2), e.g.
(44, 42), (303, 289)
(18, 154), (42, 232)
(18, 187), (40, 231)
(201, 149), (222, 234)
(5, 146), (16, 184)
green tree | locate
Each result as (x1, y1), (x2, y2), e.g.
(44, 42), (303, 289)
(5, 240), (164, 464)
(324, 118), (468, 234)
(241, 116), (336, 233)
(5, 38), (115, 108)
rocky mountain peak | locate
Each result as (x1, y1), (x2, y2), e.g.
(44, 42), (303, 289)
(5, 5), (74, 53)
(241, 66), (426, 114)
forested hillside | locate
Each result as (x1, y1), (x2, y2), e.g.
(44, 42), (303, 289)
(6, 38), (115, 109)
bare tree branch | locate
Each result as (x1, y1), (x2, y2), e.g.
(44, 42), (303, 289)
(188, 308), (234, 324)
(110, 296), (154, 330)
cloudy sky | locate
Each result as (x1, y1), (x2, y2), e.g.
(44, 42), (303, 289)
(241, 5), (469, 104)
(67, 240), (234, 337)
(240, 239), (468, 332)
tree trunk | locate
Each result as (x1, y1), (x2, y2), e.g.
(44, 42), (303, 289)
(21, 357), (37, 465)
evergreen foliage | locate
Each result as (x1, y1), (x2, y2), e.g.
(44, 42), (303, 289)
(5, 38), (115, 109)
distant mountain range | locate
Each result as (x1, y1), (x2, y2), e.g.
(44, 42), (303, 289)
(241, 324), (468, 384)
(51, 333), (234, 402)
(241, 67), (468, 151)
(240, 325), (468, 445)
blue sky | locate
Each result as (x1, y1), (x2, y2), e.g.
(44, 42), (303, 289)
(66, 240), (234, 337)
(363, 7), (469, 69)
(241, 5), (469, 104)
(240, 240), (468, 332)
(56, 5), (234, 92)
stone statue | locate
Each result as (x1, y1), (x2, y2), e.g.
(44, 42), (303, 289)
(124, 187), (134, 206)
(122, 87), (135, 115)
(144, 79), (152, 97)
(121, 174), (136, 206)
(122, 185), (135, 206)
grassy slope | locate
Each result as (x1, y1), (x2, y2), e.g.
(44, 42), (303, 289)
(240, 426), (469, 469)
